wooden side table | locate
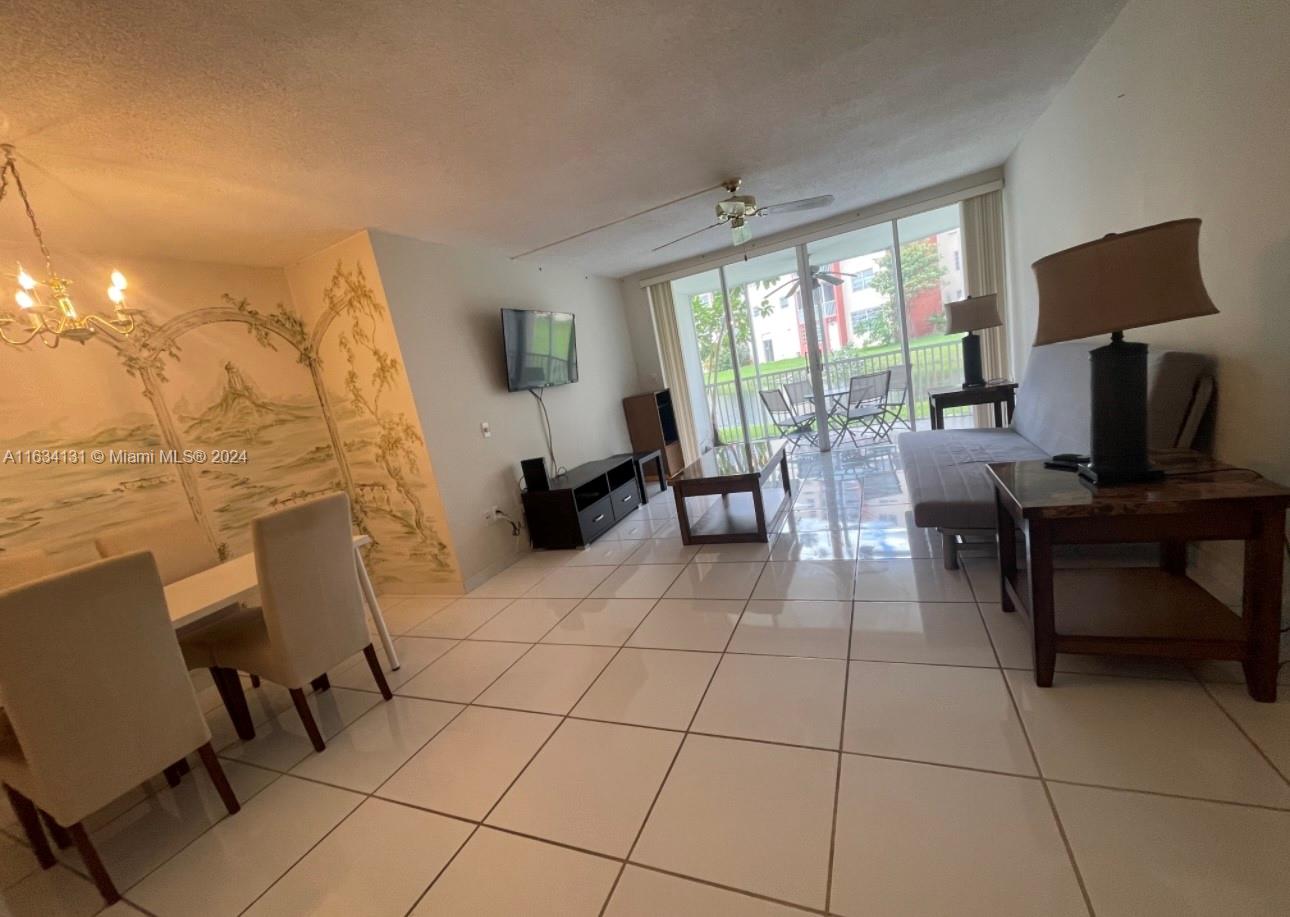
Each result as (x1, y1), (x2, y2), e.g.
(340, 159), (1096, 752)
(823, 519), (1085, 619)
(928, 380), (1018, 429)
(631, 448), (666, 504)
(987, 451), (1290, 701)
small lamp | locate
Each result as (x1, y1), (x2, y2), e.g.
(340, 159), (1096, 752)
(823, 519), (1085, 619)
(1032, 218), (1218, 485)
(945, 293), (1001, 388)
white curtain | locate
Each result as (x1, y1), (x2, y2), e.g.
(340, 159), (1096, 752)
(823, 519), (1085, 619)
(961, 190), (1011, 424)
(646, 281), (701, 464)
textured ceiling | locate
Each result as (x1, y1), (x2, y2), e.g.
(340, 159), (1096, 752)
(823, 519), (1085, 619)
(0, 0), (1123, 278)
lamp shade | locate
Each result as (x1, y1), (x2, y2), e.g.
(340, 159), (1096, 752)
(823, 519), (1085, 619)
(1032, 218), (1218, 345)
(945, 294), (1001, 333)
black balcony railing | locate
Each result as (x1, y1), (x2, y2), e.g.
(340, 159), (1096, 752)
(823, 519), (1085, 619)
(702, 338), (969, 443)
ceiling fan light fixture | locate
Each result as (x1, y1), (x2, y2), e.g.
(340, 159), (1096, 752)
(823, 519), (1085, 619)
(730, 217), (752, 246)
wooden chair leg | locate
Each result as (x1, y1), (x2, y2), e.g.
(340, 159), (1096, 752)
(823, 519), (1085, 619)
(162, 757), (190, 788)
(310, 673), (331, 692)
(363, 644), (393, 701)
(196, 743), (241, 815)
(210, 666), (256, 741)
(250, 674), (261, 688)
(68, 823), (119, 905)
(4, 786), (56, 868)
(39, 810), (72, 850)
(289, 688), (326, 752)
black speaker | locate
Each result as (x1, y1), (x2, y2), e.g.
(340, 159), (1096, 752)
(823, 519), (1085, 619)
(522, 457), (550, 492)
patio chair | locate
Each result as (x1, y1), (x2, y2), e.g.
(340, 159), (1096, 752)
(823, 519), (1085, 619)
(784, 379), (814, 415)
(759, 388), (817, 451)
(835, 370), (891, 447)
(875, 363), (911, 438)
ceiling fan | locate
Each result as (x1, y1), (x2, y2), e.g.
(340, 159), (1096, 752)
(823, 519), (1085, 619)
(651, 179), (835, 252)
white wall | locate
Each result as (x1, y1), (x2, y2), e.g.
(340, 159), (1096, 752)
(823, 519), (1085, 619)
(368, 231), (641, 585)
(1004, 0), (1290, 487)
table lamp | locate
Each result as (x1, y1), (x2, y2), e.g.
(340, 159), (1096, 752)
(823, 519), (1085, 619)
(945, 293), (1001, 388)
(1032, 218), (1218, 485)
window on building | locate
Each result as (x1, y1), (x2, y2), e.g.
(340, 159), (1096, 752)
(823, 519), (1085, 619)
(761, 339), (775, 363)
(820, 281), (841, 317)
(850, 267), (875, 291)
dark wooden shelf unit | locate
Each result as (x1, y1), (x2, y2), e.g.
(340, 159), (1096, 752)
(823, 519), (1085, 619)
(623, 389), (684, 483)
(521, 454), (643, 549)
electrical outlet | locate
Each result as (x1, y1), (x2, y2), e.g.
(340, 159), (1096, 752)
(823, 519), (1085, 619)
(480, 421), (491, 439)
(484, 505), (503, 521)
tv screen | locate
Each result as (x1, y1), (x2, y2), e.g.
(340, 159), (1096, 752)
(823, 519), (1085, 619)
(501, 309), (578, 391)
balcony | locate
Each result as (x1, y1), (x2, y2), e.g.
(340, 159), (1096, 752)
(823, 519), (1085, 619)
(702, 337), (974, 446)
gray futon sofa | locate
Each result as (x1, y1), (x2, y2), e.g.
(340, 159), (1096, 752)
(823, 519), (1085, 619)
(897, 342), (1215, 568)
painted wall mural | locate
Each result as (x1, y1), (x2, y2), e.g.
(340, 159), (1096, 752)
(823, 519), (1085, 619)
(0, 240), (462, 593)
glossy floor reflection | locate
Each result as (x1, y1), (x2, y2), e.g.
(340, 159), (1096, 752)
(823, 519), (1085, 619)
(3, 443), (1288, 916)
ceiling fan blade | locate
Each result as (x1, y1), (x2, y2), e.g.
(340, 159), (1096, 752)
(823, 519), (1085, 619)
(766, 277), (799, 299)
(651, 221), (724, 252)
(757, 194), (835, 215)
(816, 272), (846, 285)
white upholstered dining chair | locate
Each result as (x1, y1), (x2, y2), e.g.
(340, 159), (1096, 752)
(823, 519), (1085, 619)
(95, 515), (221, 586)
(0, 548), (58, 590)
(0, 552), (241, 905)
(0, 549), (60, 709)
(187, 492), (392, 753)
(96, 514), (267, 710)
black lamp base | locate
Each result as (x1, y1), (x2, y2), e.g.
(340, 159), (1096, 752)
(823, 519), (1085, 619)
(1077, 332), (1161, 486)
(961, 331), (985, 388)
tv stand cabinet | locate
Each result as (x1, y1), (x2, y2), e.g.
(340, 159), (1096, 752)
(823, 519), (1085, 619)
(522, 454), (644, 549)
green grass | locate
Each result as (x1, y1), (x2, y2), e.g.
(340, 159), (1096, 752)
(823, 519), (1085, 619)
(707, 333), (960, 384)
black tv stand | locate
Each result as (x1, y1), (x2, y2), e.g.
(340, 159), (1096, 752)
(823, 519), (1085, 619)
(521, 454), (644, 549)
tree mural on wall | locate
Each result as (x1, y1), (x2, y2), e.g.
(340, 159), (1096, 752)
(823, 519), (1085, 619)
(70, 261), (457, 582)
(324, 262), (452, 570)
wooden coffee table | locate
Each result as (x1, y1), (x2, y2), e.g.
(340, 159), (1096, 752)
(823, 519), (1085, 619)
(987, 450), (1290, 701)
(672, 439), (791, 544)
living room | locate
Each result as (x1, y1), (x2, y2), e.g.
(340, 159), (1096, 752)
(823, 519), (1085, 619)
(0, 0), (1286, 914)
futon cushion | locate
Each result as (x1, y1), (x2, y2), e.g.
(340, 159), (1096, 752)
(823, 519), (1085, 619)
(899, 429), (1048, 529)
(1011, 343), (1216, 456)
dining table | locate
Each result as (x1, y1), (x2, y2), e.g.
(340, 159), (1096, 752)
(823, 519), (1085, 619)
(164, 533), (400, 669)
(803, 386), (850, 446)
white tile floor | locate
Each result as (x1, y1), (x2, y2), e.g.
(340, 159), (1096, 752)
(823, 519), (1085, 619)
(3, 442), (1290, 915)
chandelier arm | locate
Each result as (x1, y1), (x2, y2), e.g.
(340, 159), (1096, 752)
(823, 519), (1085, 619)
(85, 312), (136, 337)
(0, 322), (46, 347)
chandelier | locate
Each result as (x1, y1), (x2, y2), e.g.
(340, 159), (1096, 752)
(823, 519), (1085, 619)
(0, 144), (136, 347)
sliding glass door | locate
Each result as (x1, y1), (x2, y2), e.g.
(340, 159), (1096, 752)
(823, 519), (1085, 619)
(719, 250), (807, 445)
(671, 251), (809, 448)
(669, 200), (970, 449)
(805, 222), (904, 426)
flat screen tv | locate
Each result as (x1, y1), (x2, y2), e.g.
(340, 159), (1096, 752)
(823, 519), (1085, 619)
(501, 308), (578, 391)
